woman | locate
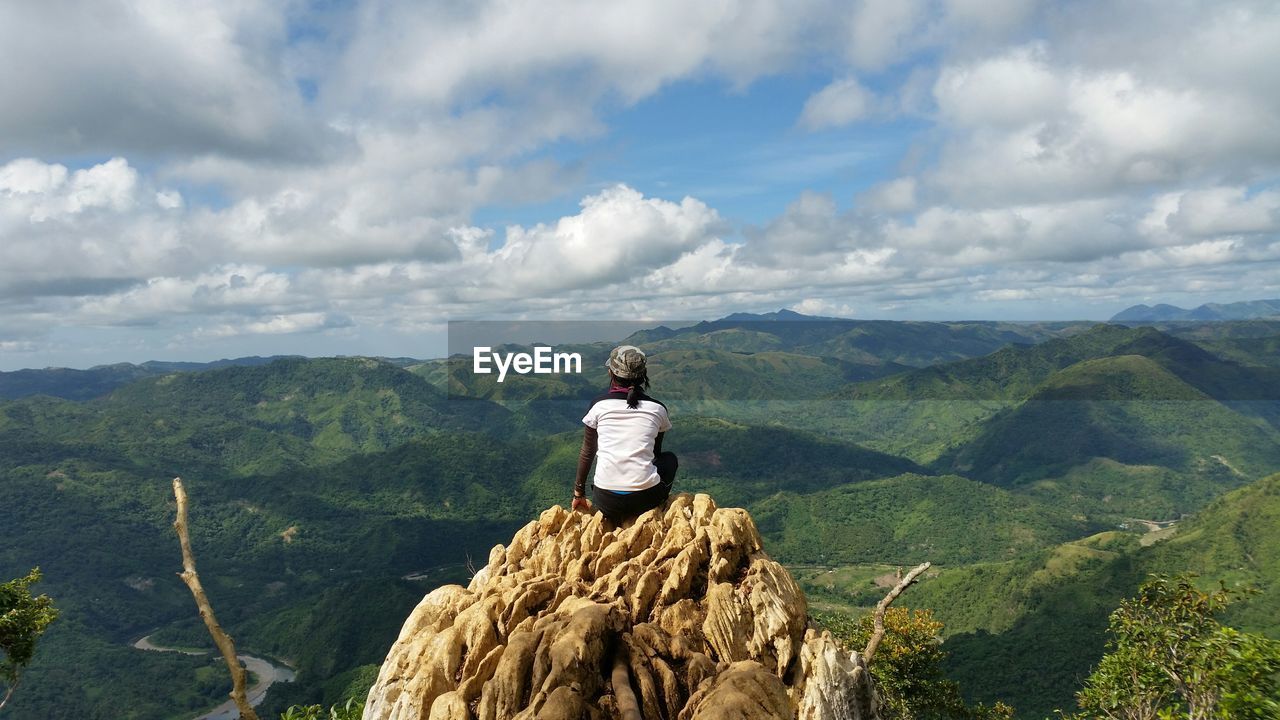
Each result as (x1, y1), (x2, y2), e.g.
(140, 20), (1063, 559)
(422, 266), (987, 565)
(572, 345), (678, 524)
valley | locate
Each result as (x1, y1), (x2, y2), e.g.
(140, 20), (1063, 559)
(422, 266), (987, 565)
(2, 313), (1278, 718)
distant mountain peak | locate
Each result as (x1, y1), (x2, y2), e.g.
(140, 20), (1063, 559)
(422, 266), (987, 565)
(1111, 299), (1280, 322)
(718, 308), (849, 322)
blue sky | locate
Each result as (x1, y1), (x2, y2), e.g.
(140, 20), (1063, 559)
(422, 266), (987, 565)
(1, 0), (1278, 369)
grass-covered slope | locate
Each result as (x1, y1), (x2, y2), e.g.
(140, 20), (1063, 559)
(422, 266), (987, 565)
(898, 473), (1280, 718)
(941, 354), (1280, 488)
(750, 473), (1092, 565)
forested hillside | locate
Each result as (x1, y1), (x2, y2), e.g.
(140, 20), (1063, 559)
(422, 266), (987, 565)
(2, 315), (1278, 718)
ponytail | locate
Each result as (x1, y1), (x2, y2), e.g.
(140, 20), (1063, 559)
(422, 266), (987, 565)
(623, 370), (650, 409)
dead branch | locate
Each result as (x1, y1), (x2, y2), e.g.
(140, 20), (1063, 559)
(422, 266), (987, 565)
(863, 561), (931, 666)
(172, 477), (260, 720)
(0, 677), (19, 712)
(612, 646), (642, 720)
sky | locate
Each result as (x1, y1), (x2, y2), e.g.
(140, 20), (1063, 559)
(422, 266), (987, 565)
(2, 0), (1279, 369)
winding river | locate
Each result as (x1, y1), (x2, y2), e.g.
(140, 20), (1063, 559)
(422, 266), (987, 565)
(131, 633), (296, 720)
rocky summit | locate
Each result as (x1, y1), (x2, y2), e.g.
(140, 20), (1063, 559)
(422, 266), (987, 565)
(363, 493), (882, 720)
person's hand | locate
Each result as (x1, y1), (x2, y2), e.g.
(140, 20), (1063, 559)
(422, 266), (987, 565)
(571, 495), (592, 513)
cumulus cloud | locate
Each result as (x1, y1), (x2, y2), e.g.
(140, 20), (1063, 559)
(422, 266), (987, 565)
(0, 157), (191, 296)
(329, 0), (840, 112)
(858, 178), (917, 214)
(0, 0), (333, 160)
(1164, 187), (1280, 237)
(799, 78), (877, 130)
(3, 0), (1280, 366)
(194, 312), (353, 339)
(484, 185), (723, 295)
(845, 0), (930, 71)
(926, 51), (1280, 205)
(739, 192), (863, 266)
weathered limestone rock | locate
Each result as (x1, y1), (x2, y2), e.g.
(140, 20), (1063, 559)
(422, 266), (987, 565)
(364, 493), (882, 720)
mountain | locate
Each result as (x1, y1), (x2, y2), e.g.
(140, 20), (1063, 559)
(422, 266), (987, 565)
(943, 354), (1280, 485)
(1164, 321), (1280, 369)
(0, 354), (951, 719)
(816, 325), (1280, 516)
(720, 308), (846, 322)
(0, 355), (305, 401)
(839, 324), (1145, 402)
(819, 325), (1210, 465)
(0, 355), (431, 402)
(898, 472), (1280, 718)
(624, 311), (1086, 367)
(5, 318), (1280, 719)
(1112, 298), (1280, 322)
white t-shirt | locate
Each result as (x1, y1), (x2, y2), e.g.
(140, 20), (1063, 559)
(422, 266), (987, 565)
(582, 390), (672, 492)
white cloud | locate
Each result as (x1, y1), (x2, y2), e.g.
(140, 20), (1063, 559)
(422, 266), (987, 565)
(195, 312), (352, 339)
(0, 0), (330, 160)
(3, 1), (1280, 365)
(1166, 187), (1280, 237)
(482, 185), (723, 295)
(329, 0), (839, 112)
(933, 44), (1065, 128)
(846, 0), (930, 71)
(927, 52), (1280, 206)
(0, 157), (191, 295)
(73, 266), (297, 324)
(942, 0), (1037, 36)
(155, 191), (184, 210)
(0, 340), (37, 353)
(740, 192), (866, 267)
(858, 178), (917, 213)
(800, 77), (876, 130)
(790, 298), (861, 317)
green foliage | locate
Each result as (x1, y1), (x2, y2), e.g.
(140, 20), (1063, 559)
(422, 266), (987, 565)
(885, 474), (1280, 717)
(280, 697), (362, 720)
(0, 568), (59, 706)
(819, 607), (1014, 720)
(1069, 574), (1280, 720)
(753, 474), (1091, 566)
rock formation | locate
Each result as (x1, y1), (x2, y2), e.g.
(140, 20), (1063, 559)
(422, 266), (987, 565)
(363, 493), (882, 720)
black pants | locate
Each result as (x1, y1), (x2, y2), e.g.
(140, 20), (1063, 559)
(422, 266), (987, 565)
(592, 451), (678, 525)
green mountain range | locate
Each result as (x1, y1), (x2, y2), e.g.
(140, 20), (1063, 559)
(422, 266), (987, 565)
(1112, 298), (1280, 322)
(2, 313), (1279, 718)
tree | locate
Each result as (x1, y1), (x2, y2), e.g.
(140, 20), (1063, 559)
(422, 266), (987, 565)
(820, 607), (1014, 720)
(1071, 574), (1280, 720)
(0, 567), (59, 712)
(172, 477), (260, 720)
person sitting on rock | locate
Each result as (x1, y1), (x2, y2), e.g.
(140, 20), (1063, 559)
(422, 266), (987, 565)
(572, 344), (678, 525)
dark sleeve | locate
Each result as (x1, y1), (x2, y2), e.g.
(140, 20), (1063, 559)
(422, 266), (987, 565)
(574, 426), (598, 496)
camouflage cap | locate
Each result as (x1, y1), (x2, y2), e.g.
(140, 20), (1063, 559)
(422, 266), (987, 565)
(606, 345), (647, 379)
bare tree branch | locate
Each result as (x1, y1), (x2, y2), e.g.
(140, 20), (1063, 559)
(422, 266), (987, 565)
(172, 477), (260, 720)
(863, 561), (932, 666)
(0, 676), (20, 712)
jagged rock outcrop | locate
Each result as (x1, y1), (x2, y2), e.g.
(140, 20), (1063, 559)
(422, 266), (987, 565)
(364, 493), (881, 720)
